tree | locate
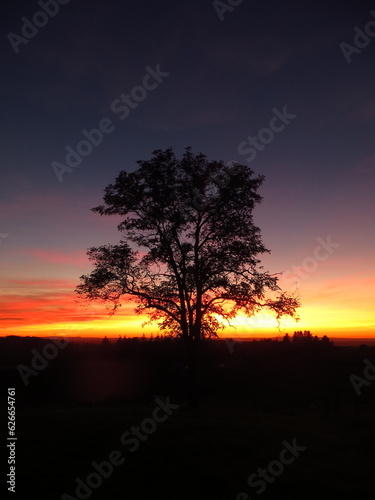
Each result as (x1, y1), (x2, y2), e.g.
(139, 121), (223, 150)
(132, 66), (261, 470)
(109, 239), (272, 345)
(321, 335), (333, 347)
(292, 330), (313, 343)
(76, 147), (300, 400)
(282, 333), (291, 344)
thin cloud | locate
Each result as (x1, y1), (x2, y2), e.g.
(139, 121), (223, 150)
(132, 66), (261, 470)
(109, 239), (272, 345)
(30, 249), (89, 266)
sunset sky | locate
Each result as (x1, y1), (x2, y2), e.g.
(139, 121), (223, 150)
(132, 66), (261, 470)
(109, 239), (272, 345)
(1, 0), (374, 339)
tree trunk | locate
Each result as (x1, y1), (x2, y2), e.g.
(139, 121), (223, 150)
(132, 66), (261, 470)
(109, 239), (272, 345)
(184, 336), (201, 408)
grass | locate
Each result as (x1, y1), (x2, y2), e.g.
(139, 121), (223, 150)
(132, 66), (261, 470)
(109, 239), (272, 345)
(13, 399), (375, 499)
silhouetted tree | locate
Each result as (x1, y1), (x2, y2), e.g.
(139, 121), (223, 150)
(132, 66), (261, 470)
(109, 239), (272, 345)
(321, 335), (333, 347)
(76, 147), (300, 404)
(293, 330), (313, 343)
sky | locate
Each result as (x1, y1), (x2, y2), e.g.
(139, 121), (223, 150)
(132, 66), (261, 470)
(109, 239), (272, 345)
(1, 0), (374, 339)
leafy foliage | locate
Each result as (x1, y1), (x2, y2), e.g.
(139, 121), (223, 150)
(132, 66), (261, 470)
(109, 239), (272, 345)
(76, 147), (300, 342)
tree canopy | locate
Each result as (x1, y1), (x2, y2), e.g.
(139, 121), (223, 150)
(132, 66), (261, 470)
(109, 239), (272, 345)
(76, 147), (299, 345)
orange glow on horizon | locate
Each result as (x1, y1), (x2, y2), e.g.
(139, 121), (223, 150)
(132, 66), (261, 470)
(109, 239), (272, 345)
(1, 276), (374, 339)
(1, 302), (374, 339)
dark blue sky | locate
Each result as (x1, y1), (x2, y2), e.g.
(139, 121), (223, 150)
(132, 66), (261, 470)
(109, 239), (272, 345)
(1, 0), (374, 337)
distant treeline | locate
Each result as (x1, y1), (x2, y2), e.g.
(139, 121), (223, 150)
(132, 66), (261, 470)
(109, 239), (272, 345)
(0, 333), (374, 413)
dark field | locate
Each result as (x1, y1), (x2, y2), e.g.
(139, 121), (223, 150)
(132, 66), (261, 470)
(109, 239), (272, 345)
(1, 336), (375, 499)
